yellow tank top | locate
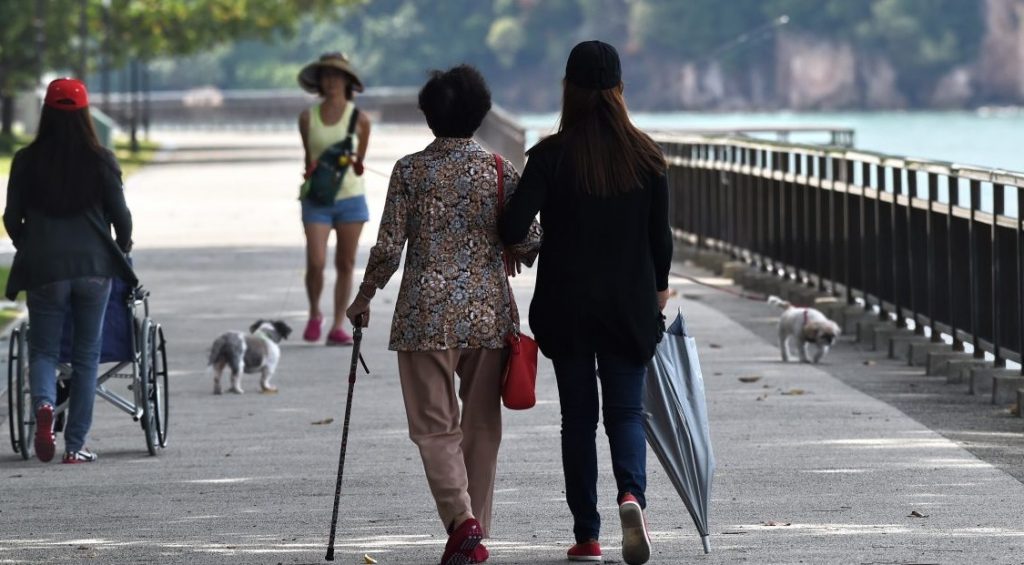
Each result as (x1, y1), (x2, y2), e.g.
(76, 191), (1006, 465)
(307, 102), (365, 200)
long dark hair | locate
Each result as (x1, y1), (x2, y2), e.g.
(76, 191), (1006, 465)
(555, 81), (665, 197)
(22, 106), (108, 216)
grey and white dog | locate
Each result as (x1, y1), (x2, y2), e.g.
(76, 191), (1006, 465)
(768, 296), (841, 364)
(208, 320), (292, 394)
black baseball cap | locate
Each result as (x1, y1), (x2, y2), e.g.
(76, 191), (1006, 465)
(565, 40), (621, 90)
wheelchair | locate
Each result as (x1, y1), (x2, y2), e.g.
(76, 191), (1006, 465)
(7, 279), (169, 458)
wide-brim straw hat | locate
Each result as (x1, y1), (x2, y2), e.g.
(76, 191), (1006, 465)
(298, 52), (364, 94)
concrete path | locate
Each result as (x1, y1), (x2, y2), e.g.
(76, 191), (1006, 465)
(1, 130), (1023, 565)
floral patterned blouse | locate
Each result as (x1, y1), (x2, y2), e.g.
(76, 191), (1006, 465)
(363, 137), (542, 351)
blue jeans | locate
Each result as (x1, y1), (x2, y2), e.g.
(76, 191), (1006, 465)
(28, 277), (111, 453)
(553, 353), (648, 544)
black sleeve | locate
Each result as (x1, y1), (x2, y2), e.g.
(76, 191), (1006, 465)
(3, 152), (27, 245)
(99, 153), (133, 252)
(499, 149), (547, 246)
(649, 172), (673, 291)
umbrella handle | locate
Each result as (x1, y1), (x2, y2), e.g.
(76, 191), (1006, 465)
(701, 535), (710, 554)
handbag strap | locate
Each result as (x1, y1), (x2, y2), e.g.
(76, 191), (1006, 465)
(494, 154), (520, 339)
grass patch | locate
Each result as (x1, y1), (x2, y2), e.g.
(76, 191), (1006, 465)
(1, 135), (158, 178)
(0, 132), (31, 176)
(114, 138), (159, 177)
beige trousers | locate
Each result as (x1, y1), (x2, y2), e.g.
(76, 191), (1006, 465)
(397, 348), (504, 537)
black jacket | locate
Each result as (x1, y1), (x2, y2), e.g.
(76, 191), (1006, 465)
(4, 148), (136, 300)
(499, 135), (673, 363)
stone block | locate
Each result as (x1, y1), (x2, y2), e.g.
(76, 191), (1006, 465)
(838, 306), (872, 335)
(992, 374), (1024, 405)
(856, 319), (893, 346)
(924, 351), (973, 376)
(722, 261), (748, 281)
(874, 326), (912, 353)
(889, 333), (930, 362)
(968, 367), (1018, 397)
(943, 358), (990, 384)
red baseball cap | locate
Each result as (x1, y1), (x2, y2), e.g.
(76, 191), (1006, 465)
(44, 78), (89, 110)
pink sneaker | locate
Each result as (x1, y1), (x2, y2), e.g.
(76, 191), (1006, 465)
(303, 316), (323, 342)
(34, 404), (56, 462)
(619, 493), (651, 565)
(326, 328), (354, 346)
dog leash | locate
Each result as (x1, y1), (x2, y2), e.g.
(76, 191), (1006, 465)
(670, 271), (767, 302)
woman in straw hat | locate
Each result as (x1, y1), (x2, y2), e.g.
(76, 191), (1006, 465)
(297, 52), (372, 346)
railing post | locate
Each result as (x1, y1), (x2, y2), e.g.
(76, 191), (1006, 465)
(860, 160), (870, 311)
(992, 183), (1005, 366)
(843, 158), (855, 304)
(892, 168), (905, 328)
(907, 170), (921, 334)
(816, 155), (826, 291)
(927, 172), (941, 342)
(1018, 183), (1024, 375)
(947, 175), (962, 350)
(969, 179), (983, 358)
(876, 164), (887, 320)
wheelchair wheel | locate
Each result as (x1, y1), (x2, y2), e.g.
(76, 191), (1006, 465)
(8, 323), (33, 459)
(150, 324), (169, 448)
(138, 319), (159, 456)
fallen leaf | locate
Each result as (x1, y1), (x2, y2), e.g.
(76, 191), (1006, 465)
(260, 389), (279, 395)
(738, 376), (762, 383)
(761, 521), (792, 527)
(781, 389), (806, 396)
(311, 418), (335, 425)
(709, 343), (722, 349)
(713, 372), (723, 376)
(756, 394), (768, 401)
(863, 360), (876, 366)
(1011, 404), (1021, 417)
(908, 510), (928, 518)
(364, 554), (378, 564)
(682, 294), (702, 301)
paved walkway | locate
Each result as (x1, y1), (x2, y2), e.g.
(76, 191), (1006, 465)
(1, 130), (1023, 564)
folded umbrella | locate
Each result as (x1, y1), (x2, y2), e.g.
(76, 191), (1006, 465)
(644, 310), (715, 554)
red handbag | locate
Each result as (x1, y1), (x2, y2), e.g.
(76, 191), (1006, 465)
(495, 154), (538, 410)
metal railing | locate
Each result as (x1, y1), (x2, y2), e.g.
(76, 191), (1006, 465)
(656, 133), (1024, 373)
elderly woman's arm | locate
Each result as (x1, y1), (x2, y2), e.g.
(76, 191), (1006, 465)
(500, 160), (543, 265)
(347, 161), (408, 326)
(3, 152), (26, 246)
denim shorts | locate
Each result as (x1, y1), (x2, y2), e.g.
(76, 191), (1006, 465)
(301, 195), (370, 225)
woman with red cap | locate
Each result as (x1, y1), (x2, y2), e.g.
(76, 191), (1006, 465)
(499, 41), (671, 565)
(4, 78), (135, 464)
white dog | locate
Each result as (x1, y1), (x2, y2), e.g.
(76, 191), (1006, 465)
(768, 296), (841, 364)
(207, 320), (292, 394)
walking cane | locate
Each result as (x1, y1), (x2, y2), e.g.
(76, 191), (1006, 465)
(325, 325), (370, 561)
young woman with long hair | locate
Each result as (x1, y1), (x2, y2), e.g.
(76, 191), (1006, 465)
(499, 41), (672, 565)
(4, 78), (135, 464)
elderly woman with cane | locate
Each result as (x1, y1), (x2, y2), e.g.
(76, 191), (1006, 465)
(346, 65), (540, 565)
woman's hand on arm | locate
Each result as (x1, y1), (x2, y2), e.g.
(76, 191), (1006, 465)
(298, 110), (312, 178)
(354, 111), (371, 176)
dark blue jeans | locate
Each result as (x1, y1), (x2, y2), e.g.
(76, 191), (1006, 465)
(28, 277), (111, 453)
(553, 353), (647, 544)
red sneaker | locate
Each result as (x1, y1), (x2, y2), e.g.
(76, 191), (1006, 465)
(303, 316), (323, 342)
(468, 543), (489, 563)
(440, 517), (482, 565)
(619, 493), (651, 565)
(326, 328), (354, 346)
(34, 404), (56, 462)
(567, 540), (602, 562)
